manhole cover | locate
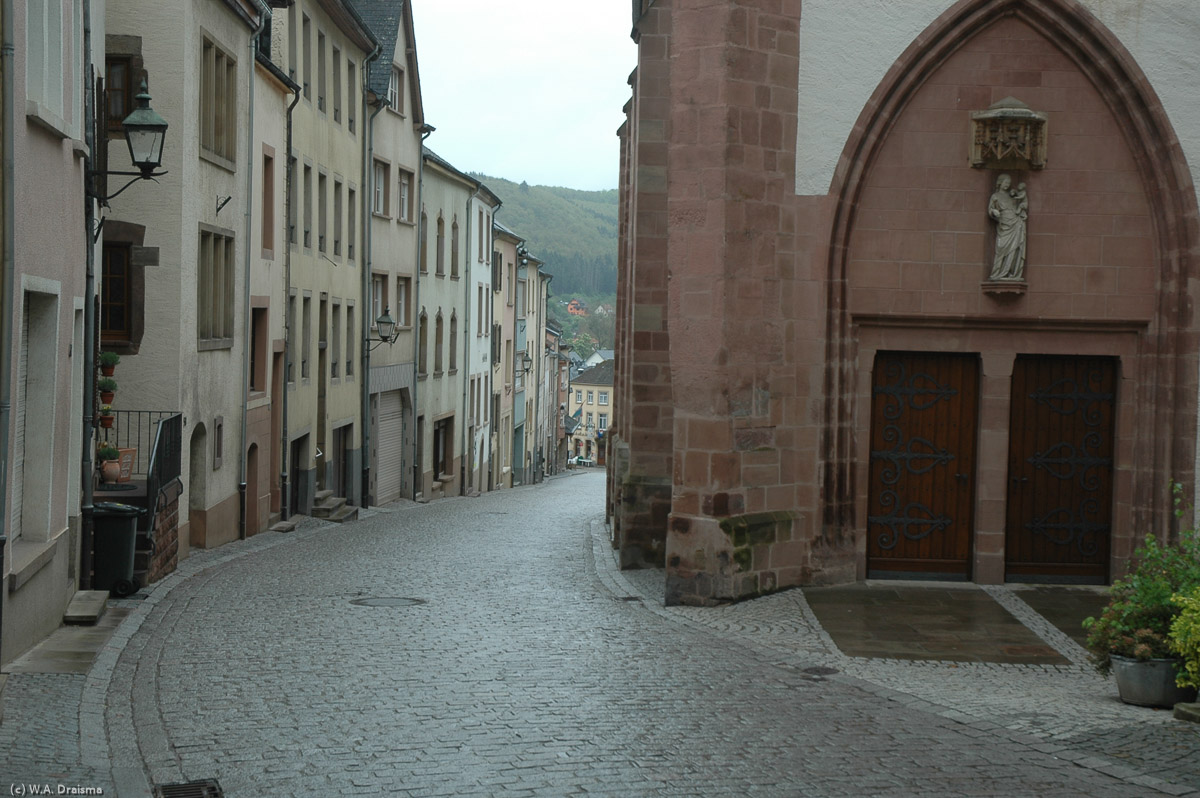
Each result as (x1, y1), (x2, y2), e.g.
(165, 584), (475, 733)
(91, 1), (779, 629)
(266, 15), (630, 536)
(802, 666), (839, 676)
(349, 597), (427, 607)
(153, 779), (224, 798)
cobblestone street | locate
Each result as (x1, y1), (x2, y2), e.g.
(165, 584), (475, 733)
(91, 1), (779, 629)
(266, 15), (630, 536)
(3, 470), (1199, 796)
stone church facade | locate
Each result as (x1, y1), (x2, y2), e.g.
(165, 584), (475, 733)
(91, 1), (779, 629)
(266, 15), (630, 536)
(609, 0), (1200, 604)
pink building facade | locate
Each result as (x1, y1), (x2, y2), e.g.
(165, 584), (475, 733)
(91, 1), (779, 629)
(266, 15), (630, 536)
(611, 0), (1200, 604)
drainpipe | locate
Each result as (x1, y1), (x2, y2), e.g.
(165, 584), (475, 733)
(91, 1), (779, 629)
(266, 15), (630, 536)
(238, 0), (270, 540)
(80, 0), (97, 590)
(280, 78), (301, 520)
(0, 0), (15, 650)
(412, 126), (434, 498)
(359, 39), (383, 510)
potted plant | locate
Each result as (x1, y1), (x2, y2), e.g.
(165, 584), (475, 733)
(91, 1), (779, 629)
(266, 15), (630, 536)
(97, 444), (121, 483)
(1084, 483), (1200, 707)
(98, 350), (120, 376)
(97, 376), (117, 405)
(98, 404), (114, 429)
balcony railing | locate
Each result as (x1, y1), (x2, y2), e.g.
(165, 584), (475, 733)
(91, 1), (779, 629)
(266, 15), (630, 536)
(107, 410), (181, 479)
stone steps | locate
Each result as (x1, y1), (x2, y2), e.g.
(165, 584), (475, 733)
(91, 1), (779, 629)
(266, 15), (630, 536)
(63, 590), (110, 625)
(312, 496), (347, 518)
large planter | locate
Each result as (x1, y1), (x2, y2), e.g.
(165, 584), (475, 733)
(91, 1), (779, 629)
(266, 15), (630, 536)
(1111, 655), (1198, 708)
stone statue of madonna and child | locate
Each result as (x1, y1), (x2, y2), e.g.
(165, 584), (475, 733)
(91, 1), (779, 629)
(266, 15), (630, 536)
(987, 173), (1028, 282)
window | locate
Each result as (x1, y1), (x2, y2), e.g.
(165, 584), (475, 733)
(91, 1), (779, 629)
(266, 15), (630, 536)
(420, 211), (428, 272)
(587, 390), (594, 404)
(26, 0), (69, 128)
(388, 66), (403, 112)
(101, 243), (131, 343)
(396, 277), (410, 326)
(371, 274), (386, 324)
(302, 295), (311, 377)
(449, 314), (457, 372)
(347, 187), (357, 260)
(317, 172), (327, 252)
(372, 160), (388, 215)
(492, 251), (501, 292)
(477, 286), (484, 335)
(287, 3), (297, 79)
(436, 215), (445, 276)
(434, 313), (444, 374)
(250, 308), (267, 392)
(347, 60), (356, 132)
(576, 390), (582, 403)
(586, 412), (594, 426)
(106, 56), (133, 132)
(433, 418), (452, 478)
(302, 163), (312, 247)
(599, 414), (608, 431)
(477, 209), (484, 260)
(261, 152), (275, 254)
(201, 36), (237, 161)
(198, 228), (235, 345)
(287, 292), (296, 382)
(507, 262), (514, 305)
(451, 220), (460, 278)
(301, 15), (311, 99)
(599, 391), (609, 405)
(331, 46), (341, 122)
(398, 170), (413, 222)
(316, 31), (326, 111)
(418, 312), (428, 375)
(517, 279), (526, 318)
(331, 303), (341, 377)
(345, 304), (354, 376)
(333, 179), (342, 256)
(288, 155), (298, 245)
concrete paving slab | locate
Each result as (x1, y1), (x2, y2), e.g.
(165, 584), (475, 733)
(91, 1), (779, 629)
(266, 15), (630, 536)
(63, 590), (111, 624)
(3, 607), (131, 674)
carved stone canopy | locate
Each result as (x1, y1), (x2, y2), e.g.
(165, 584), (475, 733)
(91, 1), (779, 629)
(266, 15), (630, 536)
(971, 96), (1048, 170)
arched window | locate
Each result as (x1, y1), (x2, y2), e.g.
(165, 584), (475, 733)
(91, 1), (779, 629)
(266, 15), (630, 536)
(449, 313), (458, 372)
(419, 210), (428, 272)
(417, 311), (428, 375)
(434, 311), (444, 374)
(436, 214), (445, 275)
(451, 218), (460, 278)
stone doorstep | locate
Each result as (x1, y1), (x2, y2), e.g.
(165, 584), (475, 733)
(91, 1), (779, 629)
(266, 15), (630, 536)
(63, 590), (110, 625)
(269, 518), (299, 533)
(328, 505), (359, 524)
(312, 496), (347, 518)
(1175, 703), (1200, 724)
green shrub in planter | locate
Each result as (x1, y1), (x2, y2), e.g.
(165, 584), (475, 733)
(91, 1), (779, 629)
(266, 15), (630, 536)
(1083, 483), (1200, 674)
(97, 376), (117, 393)
(97, 444), (119, 461)
(1171, 586), (1200, 690)
(98, 351), (120, 368)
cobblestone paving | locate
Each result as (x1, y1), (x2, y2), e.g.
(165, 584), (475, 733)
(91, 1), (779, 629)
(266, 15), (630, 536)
(3, 470), (1199, 796)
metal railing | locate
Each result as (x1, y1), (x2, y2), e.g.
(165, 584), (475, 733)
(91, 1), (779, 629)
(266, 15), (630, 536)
(145, 412), (183, 516)
(106, 410), (181, 478)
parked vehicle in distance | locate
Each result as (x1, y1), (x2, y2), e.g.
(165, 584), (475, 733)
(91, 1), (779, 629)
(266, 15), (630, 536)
(569, 456), (596, 468)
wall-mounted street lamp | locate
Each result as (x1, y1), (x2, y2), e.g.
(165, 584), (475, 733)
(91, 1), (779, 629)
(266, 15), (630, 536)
(91, 79), (169, 204)
(367, 307), (399, 351)
(517, 244), (529, 267)
(522, 352), (533, 373)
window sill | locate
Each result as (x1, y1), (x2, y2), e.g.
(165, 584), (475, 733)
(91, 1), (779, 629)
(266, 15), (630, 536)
(8, 532), (66, 592)
(199, 148), (237, 174)
(417, 372), (428, 380)
(448, 369), (458, 376)
(397, 218), (416, 227)
(198, 337), (234, 351)
(26, 100), (72, 139)
(450, 275), (460, 281)
(372, 211), (391, 220)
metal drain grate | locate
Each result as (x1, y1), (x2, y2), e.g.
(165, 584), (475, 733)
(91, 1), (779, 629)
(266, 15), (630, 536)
(153, 779), (224, 798)
(349, 597), (428, 607)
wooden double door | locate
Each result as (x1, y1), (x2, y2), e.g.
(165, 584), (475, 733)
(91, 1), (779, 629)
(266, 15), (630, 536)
(866, 352), (1115, 582)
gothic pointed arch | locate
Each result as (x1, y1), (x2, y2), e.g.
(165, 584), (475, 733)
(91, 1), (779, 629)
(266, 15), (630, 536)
(821, 0), (1200, 545)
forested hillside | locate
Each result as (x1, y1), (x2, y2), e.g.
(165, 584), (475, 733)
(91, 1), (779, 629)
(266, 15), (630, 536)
(471, 174), (618, 297)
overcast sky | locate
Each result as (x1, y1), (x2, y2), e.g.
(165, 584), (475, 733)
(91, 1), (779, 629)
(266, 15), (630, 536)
(409, 2), (637, 192)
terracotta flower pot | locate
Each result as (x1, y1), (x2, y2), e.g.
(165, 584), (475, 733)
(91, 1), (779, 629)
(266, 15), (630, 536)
(100, 365), (115, 377)
(100, 460), (121, 483)
(99, 415), (114, 429)
(1111, 655), (1199, 708)
(99, 391), (114, 405)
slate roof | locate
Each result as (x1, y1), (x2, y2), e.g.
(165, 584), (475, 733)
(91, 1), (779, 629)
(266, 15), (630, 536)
(350, 0), (423, 122)
(573, 360), (614, 387)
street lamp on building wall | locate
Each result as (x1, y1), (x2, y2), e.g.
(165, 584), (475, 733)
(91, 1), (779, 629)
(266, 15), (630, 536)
(367, 308), (399, 351)
(90, 79), (169, 204)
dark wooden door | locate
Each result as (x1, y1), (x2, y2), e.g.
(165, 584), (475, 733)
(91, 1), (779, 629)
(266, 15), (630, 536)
(867, 352), (979, 579)
(1005, 356), (1116, 583)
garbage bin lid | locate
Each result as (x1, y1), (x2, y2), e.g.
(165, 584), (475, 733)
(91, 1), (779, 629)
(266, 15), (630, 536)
(93, 501), (143, 516)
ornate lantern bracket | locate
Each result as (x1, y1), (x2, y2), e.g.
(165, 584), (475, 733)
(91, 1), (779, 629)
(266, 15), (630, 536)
(970, 96), (1047, 170)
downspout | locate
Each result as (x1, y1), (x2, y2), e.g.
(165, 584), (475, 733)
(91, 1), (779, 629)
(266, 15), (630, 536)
(412, 125), (433, 498)
(280, 74), (301, 520)
(460, 187), (482, 494)
(0, 0), (16, 648)
(359, 38), (382, 509)
(239, 0), (270, 540)
(80, 0), (97, 590)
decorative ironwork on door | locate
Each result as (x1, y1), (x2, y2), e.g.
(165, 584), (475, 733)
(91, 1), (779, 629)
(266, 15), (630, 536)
(867, 353), (978, 578)
(1006, 356), (1116, 583)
